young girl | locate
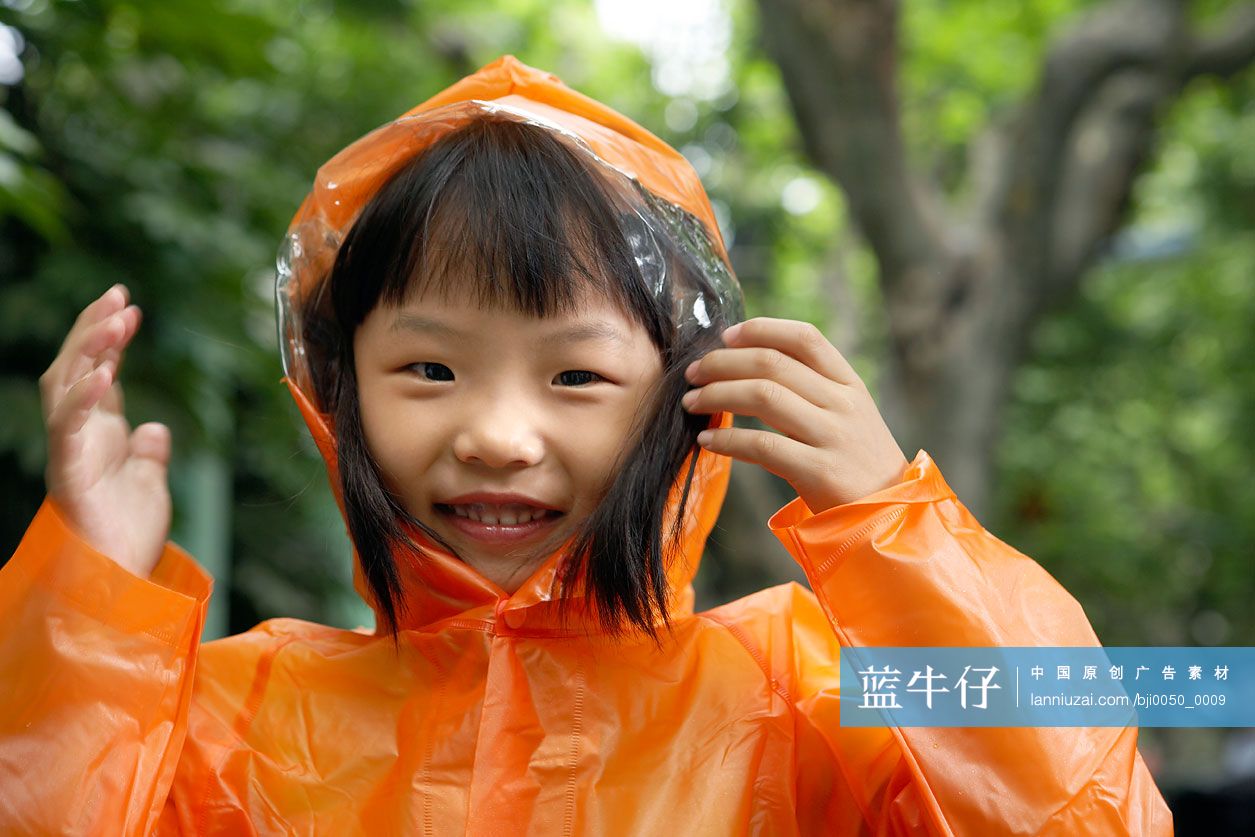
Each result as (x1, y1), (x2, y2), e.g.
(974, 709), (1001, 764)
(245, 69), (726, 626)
(2, 55), (1170, 834)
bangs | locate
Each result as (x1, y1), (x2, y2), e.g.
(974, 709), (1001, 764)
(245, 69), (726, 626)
(332, 116), (664, 344)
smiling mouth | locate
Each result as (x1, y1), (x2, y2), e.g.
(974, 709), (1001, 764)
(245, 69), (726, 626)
(435, 502), (562, 525)
(432, 503), (567, 547)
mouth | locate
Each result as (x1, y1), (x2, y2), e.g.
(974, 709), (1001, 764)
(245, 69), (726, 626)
(434, 502), (566, 546)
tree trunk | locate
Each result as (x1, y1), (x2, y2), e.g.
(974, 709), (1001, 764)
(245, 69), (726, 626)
(750, 0), (1255, 521)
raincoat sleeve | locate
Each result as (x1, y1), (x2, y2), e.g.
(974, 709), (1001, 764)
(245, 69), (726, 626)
(0, 495), (212, 835)
(771, 450), (1173, 836)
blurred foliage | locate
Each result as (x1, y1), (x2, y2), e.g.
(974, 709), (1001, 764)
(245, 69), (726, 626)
(1, 0), (1252, 681)
(997, 76), (1255, 648)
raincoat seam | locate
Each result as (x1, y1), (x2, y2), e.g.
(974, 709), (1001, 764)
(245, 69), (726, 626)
(409, 637), (447, 837)
(561, 662), (587, 836)
(436, 618), (494, 633)
(809, 507), (909, 581)
(697, 613), (796, 708)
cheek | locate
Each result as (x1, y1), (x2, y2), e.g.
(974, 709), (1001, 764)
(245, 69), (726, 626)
(355, 387), (442, 487)
(559, 405), (645, 498)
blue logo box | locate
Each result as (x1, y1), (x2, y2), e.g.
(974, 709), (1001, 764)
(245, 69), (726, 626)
(837, 647), (1255, 727)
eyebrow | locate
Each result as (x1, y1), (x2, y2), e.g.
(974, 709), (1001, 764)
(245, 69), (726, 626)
(390, 313), (469, 341)
(389, 313), (629, 348)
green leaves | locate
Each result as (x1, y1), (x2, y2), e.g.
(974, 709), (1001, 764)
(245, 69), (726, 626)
(0, 109), (68, 241)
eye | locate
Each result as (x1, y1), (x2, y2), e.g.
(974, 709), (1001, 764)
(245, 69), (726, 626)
(407, 362), (454, 382)
(554, 370), (604, 387)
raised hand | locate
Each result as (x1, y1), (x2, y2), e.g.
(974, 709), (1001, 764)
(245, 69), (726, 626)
(39, 284), (172, 578)
(682, 317), (910, 513)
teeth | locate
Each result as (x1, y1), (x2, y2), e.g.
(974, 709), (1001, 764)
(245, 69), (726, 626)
(448, 503), (549, 526)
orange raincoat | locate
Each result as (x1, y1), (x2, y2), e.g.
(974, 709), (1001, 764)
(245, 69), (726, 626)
(1, 56), (1172, 835)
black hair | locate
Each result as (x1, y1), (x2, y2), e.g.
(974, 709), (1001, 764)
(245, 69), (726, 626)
(298, 115), (736, 645)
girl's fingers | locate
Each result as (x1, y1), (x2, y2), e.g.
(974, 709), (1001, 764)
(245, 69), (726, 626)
(721, 317), (861, 387)
(64, 286), (130, 370)
(96, 304), (141, 382)
(85, 304), (140, 417)
(685, 346), (841, 409)
(694, 426), (815, 485)
(46, 361), (115, 450)
(72, 283), (130, 332)
(40, 285), (131, 413)
(129, 422), (171, 466)
(61, 308), (133, 395)
(682, 378), (831, 446)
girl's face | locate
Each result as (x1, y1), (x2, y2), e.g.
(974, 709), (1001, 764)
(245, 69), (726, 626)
(353, 282), (664, 594)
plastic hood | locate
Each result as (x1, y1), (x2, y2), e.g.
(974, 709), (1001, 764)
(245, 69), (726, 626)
(275, 55), (740, 635)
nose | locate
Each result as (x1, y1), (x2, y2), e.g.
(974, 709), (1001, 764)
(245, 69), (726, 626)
(452, 402), (545, 469)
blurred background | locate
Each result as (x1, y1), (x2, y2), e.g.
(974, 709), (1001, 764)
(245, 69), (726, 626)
(1, 0), (1252, 827)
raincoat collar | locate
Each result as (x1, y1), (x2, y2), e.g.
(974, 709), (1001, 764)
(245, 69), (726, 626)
(281, 56), (735, 637)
